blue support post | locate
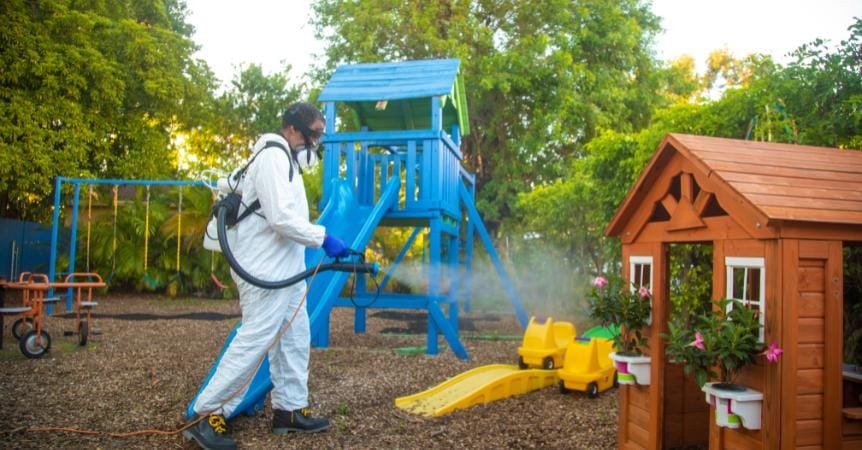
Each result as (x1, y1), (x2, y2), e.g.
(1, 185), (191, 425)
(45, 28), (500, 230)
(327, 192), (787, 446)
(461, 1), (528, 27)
(322, 102), (337, 204)
(427, 216), (441, 355)
(66, 183), (81, 311)
(47, 176), (63, 313)
(459, 182), (529, 328)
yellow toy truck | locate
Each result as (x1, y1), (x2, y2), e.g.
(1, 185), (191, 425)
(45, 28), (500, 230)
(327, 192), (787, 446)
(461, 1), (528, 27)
(557, 336), (617, 398)
(516, 316), (575, 370)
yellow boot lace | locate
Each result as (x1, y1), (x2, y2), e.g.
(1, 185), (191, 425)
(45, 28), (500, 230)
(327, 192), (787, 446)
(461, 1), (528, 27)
(208, 415), (228, 434)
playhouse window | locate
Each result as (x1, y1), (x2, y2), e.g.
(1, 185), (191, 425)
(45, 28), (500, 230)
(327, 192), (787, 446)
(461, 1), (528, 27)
(725, 257), (766, 342)
(630, 256), (653, 324)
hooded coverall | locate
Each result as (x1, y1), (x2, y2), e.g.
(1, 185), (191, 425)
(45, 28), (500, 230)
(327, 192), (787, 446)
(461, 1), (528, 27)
(192, 132), (326, 417)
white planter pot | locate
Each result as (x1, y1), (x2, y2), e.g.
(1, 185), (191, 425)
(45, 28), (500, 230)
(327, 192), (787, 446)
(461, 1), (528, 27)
(702, 382), (763, 430)
(609, 352), (651, 386)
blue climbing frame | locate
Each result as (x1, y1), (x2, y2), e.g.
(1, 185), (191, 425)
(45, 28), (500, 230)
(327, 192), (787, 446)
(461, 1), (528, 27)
(314, 59), (528, 360)
(48, 177), (212, 311)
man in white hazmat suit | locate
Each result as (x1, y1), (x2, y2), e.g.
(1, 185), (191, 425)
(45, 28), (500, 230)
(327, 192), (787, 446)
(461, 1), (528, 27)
(185, 103), (350, 450)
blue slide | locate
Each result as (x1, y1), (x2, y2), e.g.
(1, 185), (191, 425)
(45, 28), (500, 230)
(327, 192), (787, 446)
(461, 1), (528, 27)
(187, 177), (400, 420)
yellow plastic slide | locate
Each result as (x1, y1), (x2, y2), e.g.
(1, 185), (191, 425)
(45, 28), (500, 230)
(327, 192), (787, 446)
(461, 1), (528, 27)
(395, 364), (558, 416)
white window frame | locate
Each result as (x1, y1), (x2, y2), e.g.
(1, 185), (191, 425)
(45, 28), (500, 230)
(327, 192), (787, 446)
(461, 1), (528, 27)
(725, 257), (766, 342)
(629, 256), (654, 325)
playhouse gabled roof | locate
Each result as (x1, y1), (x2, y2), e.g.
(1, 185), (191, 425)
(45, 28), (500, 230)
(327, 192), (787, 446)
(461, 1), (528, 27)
(606, 133), (862, 236)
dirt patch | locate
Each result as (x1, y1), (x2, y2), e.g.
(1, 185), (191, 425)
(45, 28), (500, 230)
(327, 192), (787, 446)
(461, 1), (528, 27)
(0, 295), (618, 449)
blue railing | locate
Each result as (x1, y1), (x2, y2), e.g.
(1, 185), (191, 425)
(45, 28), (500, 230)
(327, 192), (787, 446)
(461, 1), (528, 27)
(321, 130), (464, 218)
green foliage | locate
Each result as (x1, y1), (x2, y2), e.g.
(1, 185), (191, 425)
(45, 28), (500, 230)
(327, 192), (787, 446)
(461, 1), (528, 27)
(665, 298), (763, 387)
(669, 244), (713, 323)
(587, 275), (651, 355)
(0, 0), (215, 221)
(517, 19), (862, 276)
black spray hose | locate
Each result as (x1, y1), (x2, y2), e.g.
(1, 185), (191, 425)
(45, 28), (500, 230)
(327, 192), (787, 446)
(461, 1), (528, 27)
(216, 205), (378, 289)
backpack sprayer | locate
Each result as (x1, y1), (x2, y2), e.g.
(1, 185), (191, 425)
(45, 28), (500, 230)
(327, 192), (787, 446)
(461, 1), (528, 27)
(202, 160), (378, 288)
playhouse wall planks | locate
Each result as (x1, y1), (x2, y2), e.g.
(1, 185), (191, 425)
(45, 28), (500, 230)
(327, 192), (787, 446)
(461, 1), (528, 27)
(606, 134), (862, 449)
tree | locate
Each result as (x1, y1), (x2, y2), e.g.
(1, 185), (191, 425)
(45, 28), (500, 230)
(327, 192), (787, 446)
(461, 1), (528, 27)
(311, 0), (665, 230)
(180, 64), (305, 175)
(0, 0), (215, 221)
(516, 18), (862, 276)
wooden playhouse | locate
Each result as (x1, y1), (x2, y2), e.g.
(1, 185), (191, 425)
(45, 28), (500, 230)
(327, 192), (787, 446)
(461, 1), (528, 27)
(605, 134), (862, 449)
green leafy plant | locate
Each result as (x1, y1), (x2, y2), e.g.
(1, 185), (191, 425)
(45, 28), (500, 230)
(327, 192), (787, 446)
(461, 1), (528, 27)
(665, 298), (782, 388)
(587, 275), (652, 356)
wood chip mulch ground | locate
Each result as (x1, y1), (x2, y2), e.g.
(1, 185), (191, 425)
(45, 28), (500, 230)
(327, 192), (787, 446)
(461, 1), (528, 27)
(0, 294), (618, 449)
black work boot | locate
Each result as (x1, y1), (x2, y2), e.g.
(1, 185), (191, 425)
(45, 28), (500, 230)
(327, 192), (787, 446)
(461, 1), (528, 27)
(272, 408), (330, 434)
(183, 414), (237, 450)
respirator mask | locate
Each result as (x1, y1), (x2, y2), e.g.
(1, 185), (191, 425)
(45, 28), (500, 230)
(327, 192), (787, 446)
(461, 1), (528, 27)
(284, 110), (324, 171)
(293, 143), (320, 170)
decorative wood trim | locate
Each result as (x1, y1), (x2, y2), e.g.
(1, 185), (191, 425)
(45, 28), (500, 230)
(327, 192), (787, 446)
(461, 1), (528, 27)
(649, 241), (667, 450)
(824, 241), (842, 449)
(781, 239), (799, 450)
(764, 239), (783, 450)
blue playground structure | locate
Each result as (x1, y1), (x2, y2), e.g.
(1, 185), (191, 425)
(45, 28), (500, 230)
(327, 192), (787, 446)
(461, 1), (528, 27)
(189, 58), (530, 419)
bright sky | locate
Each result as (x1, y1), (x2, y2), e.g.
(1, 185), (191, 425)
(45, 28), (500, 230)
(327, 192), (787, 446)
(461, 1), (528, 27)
(184, 0), (861, 88)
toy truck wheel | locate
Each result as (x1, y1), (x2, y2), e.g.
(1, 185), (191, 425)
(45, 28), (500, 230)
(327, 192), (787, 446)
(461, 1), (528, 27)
(517, 356), (528, 369)
(613, 372), (619, 388)
(11, 318), (34, 340)
(542, 356), (554, 370)
(558, 380), (571, 394)
(586, 382), (599, 399)
(20, 330), (51, 359)
(78, 320), (89, 346)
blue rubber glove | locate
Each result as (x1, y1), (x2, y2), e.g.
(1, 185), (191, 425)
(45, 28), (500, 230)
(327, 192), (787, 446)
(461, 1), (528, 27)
(322, 235), (349, 258)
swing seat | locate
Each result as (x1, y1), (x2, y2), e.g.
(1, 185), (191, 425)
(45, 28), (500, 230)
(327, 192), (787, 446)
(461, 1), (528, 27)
(79, 301), (98, 308)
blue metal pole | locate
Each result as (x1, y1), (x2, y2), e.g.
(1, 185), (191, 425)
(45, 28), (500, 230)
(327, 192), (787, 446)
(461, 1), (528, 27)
(67, 183), (81, 311)
(47, 176), (63, 313)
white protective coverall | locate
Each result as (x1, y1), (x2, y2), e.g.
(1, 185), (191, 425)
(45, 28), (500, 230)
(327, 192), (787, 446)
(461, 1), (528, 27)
(192, 132), (326, 417)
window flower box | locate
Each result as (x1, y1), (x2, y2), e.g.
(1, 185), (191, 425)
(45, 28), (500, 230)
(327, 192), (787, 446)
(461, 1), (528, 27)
(609, 352), (651, 386)
(702, 382), (763, 430)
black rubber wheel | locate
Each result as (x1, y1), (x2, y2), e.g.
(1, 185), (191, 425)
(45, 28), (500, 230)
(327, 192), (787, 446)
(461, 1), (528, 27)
(559, 380), (571, 394)
(542, 356), (555, 370)
(78, 320), (89, 346)
(11, 317), (34, 340)
(613, 372), (619, 389)
(586, 382), (599, 399)
(20, 329), (51, 359)
(517, 356), (528, 370)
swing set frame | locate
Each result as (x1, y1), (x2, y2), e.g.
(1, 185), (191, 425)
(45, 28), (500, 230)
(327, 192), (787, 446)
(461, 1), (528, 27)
(48, 177), (215, 311)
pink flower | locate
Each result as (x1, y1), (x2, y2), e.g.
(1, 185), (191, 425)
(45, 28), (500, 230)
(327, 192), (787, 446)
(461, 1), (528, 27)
(688, 331), (705, 350)
(637, 286), (650, 299)
(593, 276), (608, 288)
(762, 341), (783, 363)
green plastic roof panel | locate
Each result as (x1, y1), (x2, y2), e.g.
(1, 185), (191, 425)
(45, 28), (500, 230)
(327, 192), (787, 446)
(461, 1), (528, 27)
(319, 58), (470, 136)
